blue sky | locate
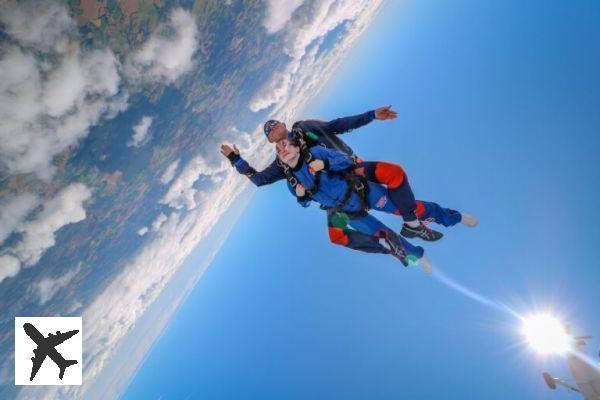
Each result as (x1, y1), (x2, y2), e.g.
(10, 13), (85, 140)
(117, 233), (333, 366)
(124, 1), (600, 399)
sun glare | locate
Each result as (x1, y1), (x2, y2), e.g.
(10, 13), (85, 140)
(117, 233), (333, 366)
(522, 313), (571, 355)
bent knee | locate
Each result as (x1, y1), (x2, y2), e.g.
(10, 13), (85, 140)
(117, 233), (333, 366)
(328, 227), (349, 246)
(374, 162), (406, 189)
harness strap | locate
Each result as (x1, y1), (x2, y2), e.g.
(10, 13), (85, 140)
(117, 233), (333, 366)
(326, 171), (369, 217)
(278, 155), (320, 197)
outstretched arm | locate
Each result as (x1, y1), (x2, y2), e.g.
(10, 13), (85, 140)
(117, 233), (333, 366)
(221, 144), (285, 186)
(304, 106), (398, 135)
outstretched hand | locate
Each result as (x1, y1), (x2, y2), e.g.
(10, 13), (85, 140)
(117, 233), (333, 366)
(374, 105), (397, 120)
(220, 144), (240, 158)
(309, 159), (325, 174)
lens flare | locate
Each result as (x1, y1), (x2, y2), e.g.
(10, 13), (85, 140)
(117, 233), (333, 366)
(432, 267), (520, 318)
(522, 314), (570, 355)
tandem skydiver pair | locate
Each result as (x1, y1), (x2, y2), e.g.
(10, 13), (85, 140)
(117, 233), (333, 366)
(220, 106), (477, 273)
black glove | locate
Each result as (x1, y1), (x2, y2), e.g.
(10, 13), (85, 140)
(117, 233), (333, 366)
(226, 152), (240, 164)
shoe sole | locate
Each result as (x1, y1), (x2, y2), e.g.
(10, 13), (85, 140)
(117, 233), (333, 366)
(400, 230), (444, 242)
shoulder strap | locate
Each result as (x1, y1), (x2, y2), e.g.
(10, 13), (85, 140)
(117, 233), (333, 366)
(276, 157), (320, 197)
(290, 125), (317, 166)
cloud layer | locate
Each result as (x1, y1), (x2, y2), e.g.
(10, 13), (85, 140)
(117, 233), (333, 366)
(34, 267), (81, 305)
(251, 0), (383, 115)
(263, 0), (305, 33)
(4, 2), (383, 398)
(0, 4), (199, 180)
(58, 3), (382, 394)
(0, 4), (201, 286)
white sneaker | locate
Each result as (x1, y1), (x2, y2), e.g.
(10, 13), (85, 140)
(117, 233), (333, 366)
(419, 255), (433, 275)
(460, 213), (478, 227)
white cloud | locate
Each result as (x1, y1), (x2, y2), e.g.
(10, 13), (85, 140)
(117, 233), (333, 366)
(137, 226), (149, 236)
(13, 183), (92, 267)
(160, 155), (229, 211)
(0, 3), (125, 180)
(0, 1), (74, 52)
(0, 255), (21, 283)
(151, 213), (168, 232)
(126, 8), (198, 84)
(159, 127), (253, 211)
(283, 0), (376, 59)
(33, 267), (80, 305)
(0, 184), (91, 284)
(263, 0), (305, 33)
(0, 193), (39, 245)
(127, 116), (153, 147)
(248, 57), (303, 113)
(159, 159), (179, 184)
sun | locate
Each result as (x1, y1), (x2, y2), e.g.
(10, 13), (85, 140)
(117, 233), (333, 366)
(522, 313), (571, 355)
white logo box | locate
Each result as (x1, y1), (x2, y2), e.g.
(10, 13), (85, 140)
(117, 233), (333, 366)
(15, 317), (82, 386)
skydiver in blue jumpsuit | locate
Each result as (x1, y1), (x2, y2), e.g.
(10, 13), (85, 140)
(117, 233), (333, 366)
(222, 107), (441, 234)
(221, 107), (477, 267)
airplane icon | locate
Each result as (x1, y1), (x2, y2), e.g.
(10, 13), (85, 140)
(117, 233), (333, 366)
(23, 322), (79, 381)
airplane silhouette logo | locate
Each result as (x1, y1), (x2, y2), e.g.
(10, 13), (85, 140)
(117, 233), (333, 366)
(23, 323), (79, 381)
(15, 316), (82, 385)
